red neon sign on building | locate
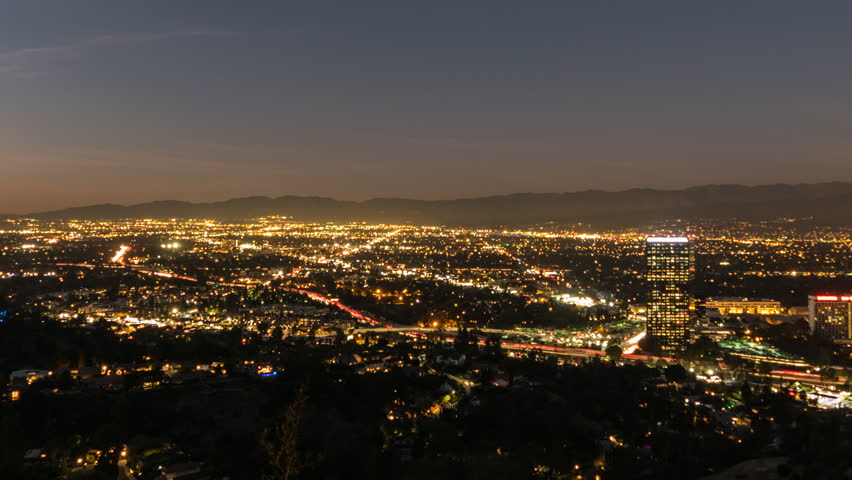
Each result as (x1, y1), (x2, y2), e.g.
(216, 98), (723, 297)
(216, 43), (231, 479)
(814, 295), (852, 302)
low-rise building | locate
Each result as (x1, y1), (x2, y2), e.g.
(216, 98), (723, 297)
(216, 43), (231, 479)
(705, 297), (784, 315)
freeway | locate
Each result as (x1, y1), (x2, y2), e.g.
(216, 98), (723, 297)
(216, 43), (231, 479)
(752, 370), (846, 388)
(56, 261), (393, 328)
(58, 259), (671, 364)
(349, 326), (672, 363)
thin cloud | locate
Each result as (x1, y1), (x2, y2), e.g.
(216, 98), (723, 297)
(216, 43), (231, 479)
(0, 29), (229, 78)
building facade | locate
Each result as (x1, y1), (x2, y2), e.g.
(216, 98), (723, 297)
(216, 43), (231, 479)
(808, 295), (852, 342)
(646, 237), (694, 354)
(704, 297), (784, 315)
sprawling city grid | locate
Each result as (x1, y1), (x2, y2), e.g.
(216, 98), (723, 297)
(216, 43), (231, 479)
(2, 216), (852, 479)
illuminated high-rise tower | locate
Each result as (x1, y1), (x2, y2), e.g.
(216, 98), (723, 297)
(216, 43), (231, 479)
(645, 237), (693, 354)
(809, 294), (852, 341)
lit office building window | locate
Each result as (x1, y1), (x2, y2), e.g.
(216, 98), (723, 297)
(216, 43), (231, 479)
(646, 237), (694, 354)
(808, 295), (852, 342)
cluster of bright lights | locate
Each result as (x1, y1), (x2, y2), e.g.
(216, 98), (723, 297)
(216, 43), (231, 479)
(554, 294), (597, 307)
(111, 245), (131, 263)
(646, 236), (689, 243)
(625, 331), (646, 345)
(814, 295), (852, 302)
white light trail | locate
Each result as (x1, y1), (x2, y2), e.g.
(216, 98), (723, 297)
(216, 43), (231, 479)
(111, 245), (131, 263)
(625, 331), (646, 345)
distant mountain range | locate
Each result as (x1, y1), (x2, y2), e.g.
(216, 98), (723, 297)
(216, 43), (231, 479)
(14, 183), (852, 226)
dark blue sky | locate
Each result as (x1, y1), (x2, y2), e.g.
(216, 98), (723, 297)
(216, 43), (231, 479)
(2, 1), (851, 212)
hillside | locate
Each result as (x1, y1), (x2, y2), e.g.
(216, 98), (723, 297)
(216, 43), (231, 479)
(20, 183), (852, 226)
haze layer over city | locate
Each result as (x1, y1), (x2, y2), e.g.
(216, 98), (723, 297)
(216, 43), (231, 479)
(2, 2), (852, 480)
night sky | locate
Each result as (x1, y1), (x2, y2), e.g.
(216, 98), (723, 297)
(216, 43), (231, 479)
(2, 1), (851, 213)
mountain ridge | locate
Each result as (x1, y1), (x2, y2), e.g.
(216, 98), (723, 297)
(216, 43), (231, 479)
(9, 182), (852, 226)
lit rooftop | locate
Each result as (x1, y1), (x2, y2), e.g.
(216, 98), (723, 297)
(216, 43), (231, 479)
(646, 236), (689, 243)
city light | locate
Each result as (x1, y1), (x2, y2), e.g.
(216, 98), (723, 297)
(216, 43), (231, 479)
(646, 237), (689, 243)
(2, 213), (851, 476)
(814, 295), (852, 302)
(111, 245), (131, 263)
(2, 4), (852, 477)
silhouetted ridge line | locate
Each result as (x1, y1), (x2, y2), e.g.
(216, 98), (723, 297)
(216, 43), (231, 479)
(23, 182), (852, 226)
